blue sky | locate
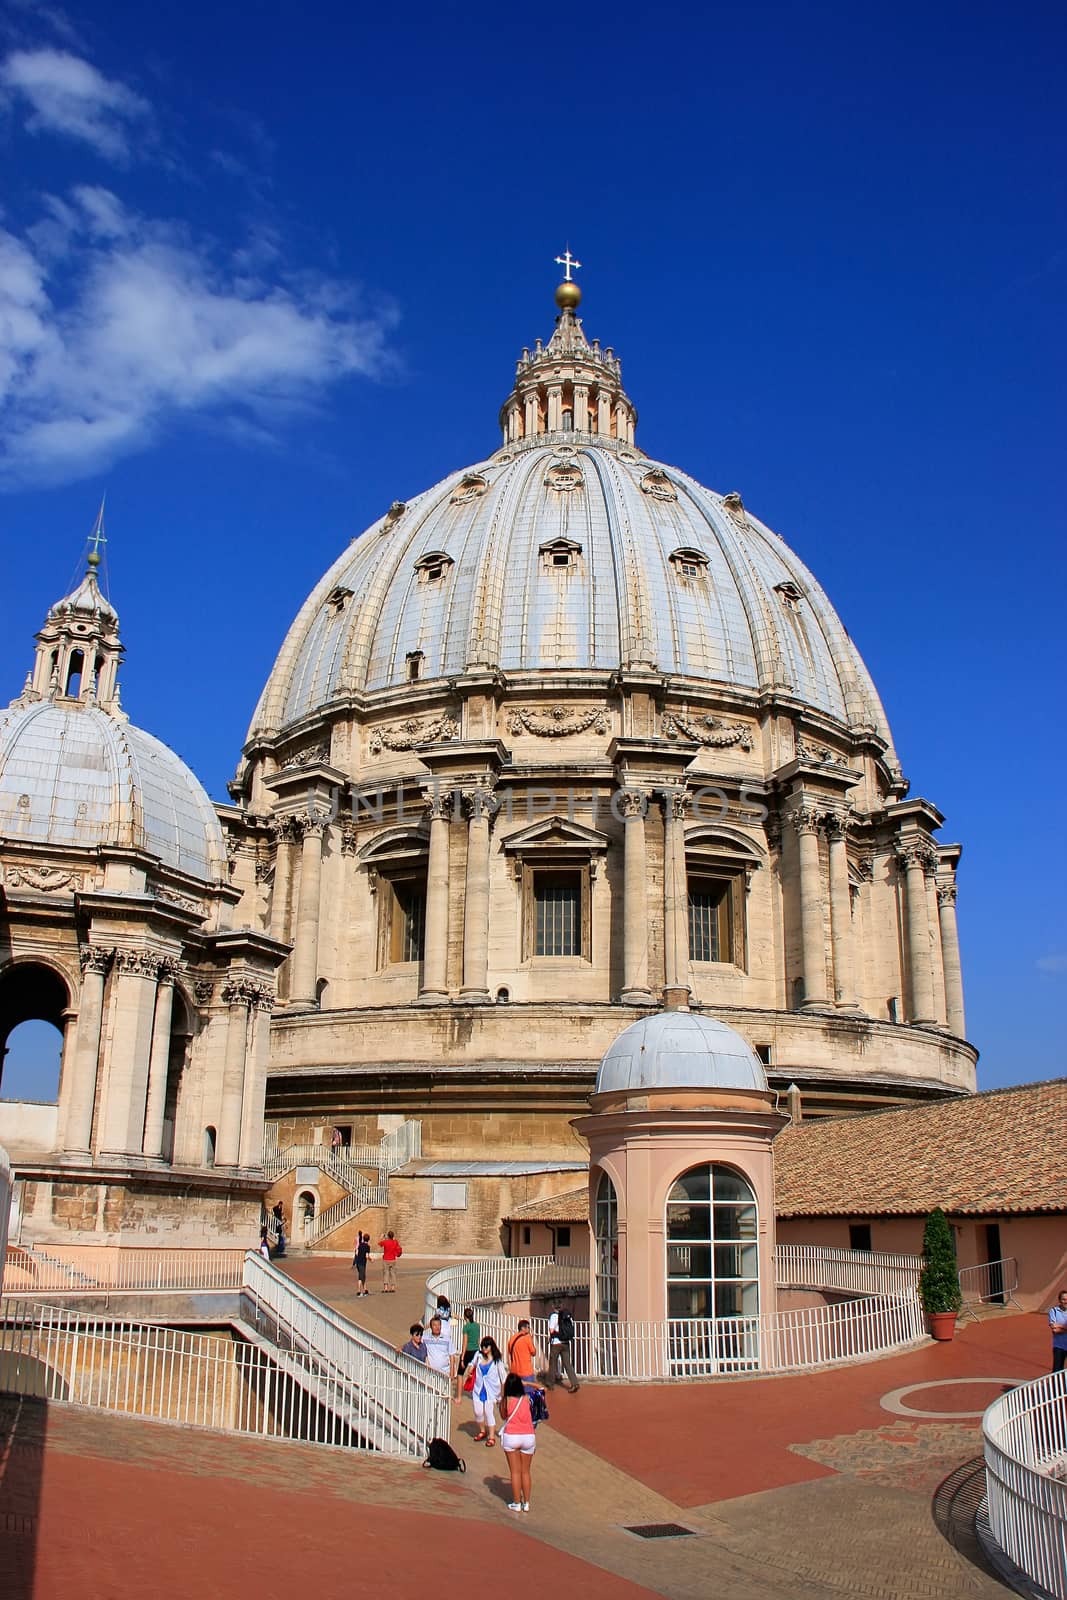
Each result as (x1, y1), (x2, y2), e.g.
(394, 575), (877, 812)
(1, 0), (1064, 1091)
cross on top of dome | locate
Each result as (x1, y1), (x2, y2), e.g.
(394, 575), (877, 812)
(499, 256), (638, 449)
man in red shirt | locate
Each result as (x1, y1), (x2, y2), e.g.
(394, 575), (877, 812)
(507, 1319), (538, 1382)
(378, 1230), (402, 1292)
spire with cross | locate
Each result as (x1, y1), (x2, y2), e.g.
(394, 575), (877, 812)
(554, 248), (581, 282)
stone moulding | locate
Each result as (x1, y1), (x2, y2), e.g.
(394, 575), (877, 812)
(4, 862), (81, 892)
(369, 713), (460, 754)
(505, 705), (609, 738)
(281, 741), (330, 770)
(662, 711), (754, 750)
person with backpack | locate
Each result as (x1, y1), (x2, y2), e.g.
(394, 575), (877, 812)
(378, 1230), (402, 1292)
(546, 1297), (580, 1392)
(499, 1372), (536, 1512)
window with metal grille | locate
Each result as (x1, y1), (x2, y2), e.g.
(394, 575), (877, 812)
(535, 872), (580, 956)
(687, 877), (732, 963)
(390, 879), (426, 963)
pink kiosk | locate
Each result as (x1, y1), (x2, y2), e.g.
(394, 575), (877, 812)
(574, 1012), (788, 1343)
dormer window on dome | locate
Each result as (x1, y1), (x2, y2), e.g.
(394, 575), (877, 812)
(450, 473), (488, 504)
(327, 585), (353, 614)
(670, 548), (709, 580)
(775, 581), (804, 611)
(414, 551), (454, 584)
(540, 537), (582, 573)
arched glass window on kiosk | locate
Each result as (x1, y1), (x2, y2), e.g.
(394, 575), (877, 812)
(665, 1164), (760, 1374)
(594, 1170), (618, 1321)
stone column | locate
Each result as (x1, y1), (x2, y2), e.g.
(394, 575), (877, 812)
(54, 1004), (79, 1148)
(597, 391), (611, 434)
(824, 813), (858, 1009)
(419, 792), (452, 1003)
(239, 983), (276, 1167)
(288, 813), (326, 1007)
(927, 873), (947, 1024)
(64, 946), (112, 1155)
(524, 393), (538, 437)
(792, 807), (829, 1009)
(661, 789), (690, 1008)
(547, 383), (563, 431)
(460, 787), (494, 1003)
(268, 820), (297, 943)
(142, 959), (178, 1158)
(573, 383), (588, 433)
(217, 980), (251, 1166)
(937, 883), (966, 1037)
(619, 791), (652, 1004)
(99, 950), (159, 1155)
(898, 843), (937, 1024)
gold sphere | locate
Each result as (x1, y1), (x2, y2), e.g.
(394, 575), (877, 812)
(555, 279), (582, 311)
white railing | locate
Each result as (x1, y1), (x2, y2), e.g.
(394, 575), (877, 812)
(305, 1184), (389, 1245)
(241, 1253), (450, 1455)
(428, 1246), (927, 1380)
(959, 1257), (1020, 1318)
(776, 1245), (922, 1296)
(982, 1370), (1067, 1600)
(0, 1254), (450, 1460)
(262, 1121), (421, 1185)
(2, 1244), (246, 1297)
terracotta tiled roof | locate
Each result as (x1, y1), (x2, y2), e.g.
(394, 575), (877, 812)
(504, 1187), (590, 1224)
(774, 1079), (1067, 1217)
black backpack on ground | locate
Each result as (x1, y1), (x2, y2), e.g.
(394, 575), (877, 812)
(423, 1437), (466, 1472)
(556, 1310), (575, 1343)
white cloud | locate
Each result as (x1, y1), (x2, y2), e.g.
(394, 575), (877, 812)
(1036, 953), (1067, 977)
(0, 48), (149, 160)
(0, 189), (397, 486)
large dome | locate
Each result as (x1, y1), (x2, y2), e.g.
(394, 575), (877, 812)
(0, 700), (226, 883)
(250, 437), (894, 753)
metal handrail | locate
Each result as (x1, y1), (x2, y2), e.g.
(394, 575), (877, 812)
(982, 1369), (1067, 1600)
(958, 1257), (1021, 1320)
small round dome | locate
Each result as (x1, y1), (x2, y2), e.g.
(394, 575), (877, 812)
(595, 1011), (768, 1096)
(0, 701), (226, 883)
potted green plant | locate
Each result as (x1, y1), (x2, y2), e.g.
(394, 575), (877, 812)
(919, 1207), (962, 1340)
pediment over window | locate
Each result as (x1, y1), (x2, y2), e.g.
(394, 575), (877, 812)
(500, 815), (611, 855)
(683, 823), (766, 864)
(500, 815), (610, 879)
(414, 550), (455, 583)
(357, 825), (429, 872)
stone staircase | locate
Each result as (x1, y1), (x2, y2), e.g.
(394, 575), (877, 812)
(262, 1121), (420, 1246)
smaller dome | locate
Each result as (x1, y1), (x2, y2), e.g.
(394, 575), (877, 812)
(0, 701), (226, 883)
(595, 1012), (768, 1096)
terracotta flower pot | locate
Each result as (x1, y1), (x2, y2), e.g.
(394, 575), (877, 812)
(929, 1311), (957, 1341)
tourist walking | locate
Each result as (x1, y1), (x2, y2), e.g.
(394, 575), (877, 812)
(507, 1318), (538, 1384)
(271, 1202), (287, 1258)
(423, 1315), (459, 1396)
(469, 1336), (507, 1446)
(546, 1298), (580, 1392)
(352, 1231), (371, 1294)
(400, 1324), (427, 1363)
(458, 1307), (480, 1375)
(499, 1372), (536, 1512)
(433, 1294), (452, 1332)
(1050, 1288), (1067, 1373)
(378, 1230), (402, 1292)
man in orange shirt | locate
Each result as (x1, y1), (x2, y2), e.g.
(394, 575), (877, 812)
(507, 1319), (538, 1383)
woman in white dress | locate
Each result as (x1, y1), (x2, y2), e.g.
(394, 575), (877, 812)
(469, 1336), (507, 1447)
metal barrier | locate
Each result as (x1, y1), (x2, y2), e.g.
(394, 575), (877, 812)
(982, 1370), (1067, 1600)
(959, 1257), (1021, 1321)
(0, 1253), (450, 1460)
(2, 1244), (246, 1296)
(430, 1246), (927, 1380)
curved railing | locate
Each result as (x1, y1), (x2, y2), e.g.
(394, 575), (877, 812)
(427, 1246), (927, 1380)
(982, 1371), (1067, 1600)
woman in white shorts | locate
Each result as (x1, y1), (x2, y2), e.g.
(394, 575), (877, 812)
(470, 1337), (508, 1447)
(499, 1372), (536, 1511)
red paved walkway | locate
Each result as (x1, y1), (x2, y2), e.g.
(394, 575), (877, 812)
(546, 1313), (1050, 1505)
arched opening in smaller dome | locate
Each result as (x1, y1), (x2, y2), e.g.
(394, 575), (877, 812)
(65, 649), (84, 697)
(594, 1169), (618, 1324)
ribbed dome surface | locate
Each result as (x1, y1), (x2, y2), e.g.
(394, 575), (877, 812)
(0, 701), (226, 882)
(596, 1012), (769, 1096)
(249, 438), (894, 750)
